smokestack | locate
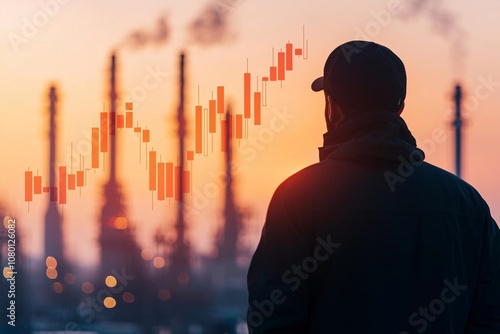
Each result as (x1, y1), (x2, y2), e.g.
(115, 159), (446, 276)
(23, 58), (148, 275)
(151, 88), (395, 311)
(48, 87), (57, 189)
(178, 53), (185, 209)
(109, 53), (118, 182)
(219, 106), (242, 267)
(99, 52), (126, 271)
(453, 84), (463, 178)
(99, 52), (145, 307)
(44, 85), (64, 265)
(225, 108), (232, 208)
(170, 52), (190, 279)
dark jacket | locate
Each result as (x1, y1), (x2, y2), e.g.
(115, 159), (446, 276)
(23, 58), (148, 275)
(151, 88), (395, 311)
(247, 112), (500, 333)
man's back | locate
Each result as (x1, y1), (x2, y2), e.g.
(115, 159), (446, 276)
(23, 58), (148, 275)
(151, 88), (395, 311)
(247, 113), (500, 333)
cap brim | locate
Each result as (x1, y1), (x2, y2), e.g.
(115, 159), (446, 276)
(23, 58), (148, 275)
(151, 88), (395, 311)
(311, 76), (324, 92)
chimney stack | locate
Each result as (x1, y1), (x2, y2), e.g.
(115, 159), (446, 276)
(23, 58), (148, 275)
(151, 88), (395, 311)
(109, 53), (118, 182)
(44, 85), (64, 265)
(170, 52), (191, 280)
(453, 84), (463, 178)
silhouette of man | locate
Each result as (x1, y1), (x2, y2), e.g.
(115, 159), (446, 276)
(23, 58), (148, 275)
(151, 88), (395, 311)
(247, 41), (500, 333)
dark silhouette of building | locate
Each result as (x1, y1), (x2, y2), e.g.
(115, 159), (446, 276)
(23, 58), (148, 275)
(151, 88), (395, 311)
(44, 86), (64, 268)
(153, 52), (198, 334)
(41, 85), (77, 323)
(97, 53), (147, 326)
(216, 108), (244, 280)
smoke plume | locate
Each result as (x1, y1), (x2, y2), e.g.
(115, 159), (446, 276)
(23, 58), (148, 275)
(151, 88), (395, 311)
(122, 14), (170, 50)
(399, 0), (467, 74)
(188, 1), (235, 46)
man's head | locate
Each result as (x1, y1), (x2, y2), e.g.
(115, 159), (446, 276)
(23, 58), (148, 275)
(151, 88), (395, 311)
(311, 41), (407, 130)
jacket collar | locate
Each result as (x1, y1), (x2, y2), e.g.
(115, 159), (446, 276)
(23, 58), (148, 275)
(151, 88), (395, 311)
(318, 112), (425, 163)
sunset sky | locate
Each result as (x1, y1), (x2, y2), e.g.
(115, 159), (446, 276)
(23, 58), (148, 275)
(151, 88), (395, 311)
(1, 0), (499, 268)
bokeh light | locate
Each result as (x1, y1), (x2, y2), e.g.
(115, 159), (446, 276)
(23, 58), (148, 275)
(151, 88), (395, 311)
(158, 289), (171, 301)
(141, 248), (153, 261)
(123, 292), (135, 303)
(105, 275), (117, 288)
(103, 297), (117, 309)
(82, 282), (95, 294)
(3, 267), (13, 279)
(45, 256), (57, 268)
(113, 217), (128, 229)
(46, 267), (58, 280)
(153, 256), (165, 268)
(3, 216), (12, 229)
(52, 282), (63, 294)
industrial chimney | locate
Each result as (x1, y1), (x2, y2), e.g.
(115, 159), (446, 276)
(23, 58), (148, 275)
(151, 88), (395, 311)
(453, 84), (463, 178)
(169, 52), (191, 282)
(44, 85), (64, 267)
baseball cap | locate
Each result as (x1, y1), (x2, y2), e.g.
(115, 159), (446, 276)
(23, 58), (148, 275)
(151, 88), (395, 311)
(311, 41), (406, 112)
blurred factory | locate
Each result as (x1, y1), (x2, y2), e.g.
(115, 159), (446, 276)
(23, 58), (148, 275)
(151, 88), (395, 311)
(1, 52), (249, 334)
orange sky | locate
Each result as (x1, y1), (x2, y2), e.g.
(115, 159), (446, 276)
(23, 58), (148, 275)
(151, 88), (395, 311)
(1, 0), (499, 267)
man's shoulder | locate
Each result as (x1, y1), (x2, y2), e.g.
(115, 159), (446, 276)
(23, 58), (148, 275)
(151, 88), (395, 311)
(381, 160), (491, 217)
(272, 160), (349, 203)
(276, 161), (327, 191)
(417, 162), (486, 203)
(274, 159), (490, 213)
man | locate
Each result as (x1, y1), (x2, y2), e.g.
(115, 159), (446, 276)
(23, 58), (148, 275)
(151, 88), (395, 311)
(247, 41), (500, 333)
